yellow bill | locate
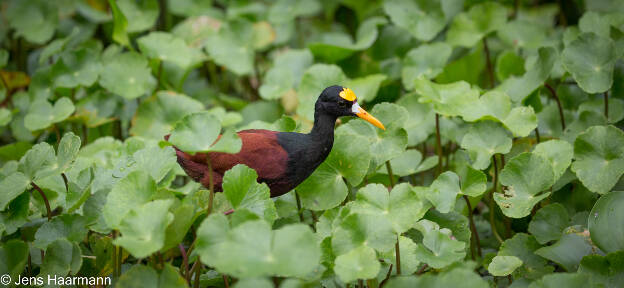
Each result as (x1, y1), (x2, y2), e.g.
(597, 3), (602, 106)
(351, 102), (385, 130)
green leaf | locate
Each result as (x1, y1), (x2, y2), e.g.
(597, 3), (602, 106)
(562, 33), (617, 93)
(204, 20), (256, 76)
(196, 215), (320, 278)
(99, 52), (155, 99)
(268, 0), (321, 23)
(571, 125), (624, 194)
(386, 267), (488, 288)
(117, 0), (159, 33)
(109, 0), (131, 48)
(496, 47), (557, 102)
(378, 149), (438, 177)
(0, 239), (29, 281)
(222, 165), (277, 224)
(259, 49), (313, 100)
(168, 0), (215, 16)
(0, 172), (29, 211)
(535, 233), (593, 272)
(461, 91), (538, 137)
(34, 214), (89, 249)
(383, 0), (450, 41)
(103, 170), (156, 229)
(130, 91), (204, 139)
(138, 31), (204, 70)
(588, 191), (624, 253)
(498, 19), (550, 50)
(133, 146), (177, 183)
(446, 2), (507, 47)
(296, 64), (348, 121)
(324, 130), (372, 186)
(296, 164), (348, 211)
(533, 140), (574, 182)
(57, 132), (81, 173)
(578, 251), (624, 288)
(528, 272), (590, 288)
(17, 142), (57, 180)
(415, 79), (480, 117)
(6, 0), (57, 44)
(413, 219), (465, 269)
(297, 129), (370, 210)
(495, 153), (555, 218)
(401, 42), (452, 90)
(334, 245), (380, 283)
(39, 239), (82, 278)
(351, 183), (431, 233)
(52, 47), (102, 88)
(461, 166), (487, 197)
(381, 235), (421, 275)
(331, 211), (396, 256)
(114, 199), (174, 258)
(0, 108), (11, 127)
(309, 17), (387, 62)
(396, 94), (435, 146)
(460, 121), (512, 170)
(0, 192), (30, 234)
(528, 203), (569, 244)
(579, 97), (624, 124)
(425, 171), (461, 213)
(496, 50), (526, 81)
(116, 264), (187, 288)
(424, 209), (472, 246)
(488, 256), (523, 276)
(498, 233), (554, 279)
(24, 97), (75, 131)
(168, 111), (240, 154)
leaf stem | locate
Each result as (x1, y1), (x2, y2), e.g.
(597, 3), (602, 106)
(604, 91), (609, 120)
(535, 127), (541, 144)
(385, 161), (395, 187)
(295, 191), (305, 223)
(463, 195), (482, 258)
(179, 244), (190, 285)
(52, 124), (61, 147)
(223, 275), (230, 288)
(435, 113), (443, 176)
(489, 155), (504, 244)
(31, 182), (52, 221)
(193, 257), (201, 288)
(544, 83), (566, 130)
(379, 264), (393, 288)
(82, 124), (88, 145)
(483, 38), (495, 88)
(61, 173), (69, 193)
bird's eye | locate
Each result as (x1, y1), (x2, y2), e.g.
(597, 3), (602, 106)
(338, 101), (349, 108)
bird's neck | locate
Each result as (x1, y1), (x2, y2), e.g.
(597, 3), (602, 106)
(309, 111), (337, 144)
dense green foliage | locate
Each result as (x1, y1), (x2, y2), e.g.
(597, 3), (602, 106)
(1, 0), (624, 287)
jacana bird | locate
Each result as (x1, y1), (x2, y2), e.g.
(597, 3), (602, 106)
(169, 86), (385, 197)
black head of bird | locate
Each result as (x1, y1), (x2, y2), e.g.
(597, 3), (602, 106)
(315, 85), (385, 130)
